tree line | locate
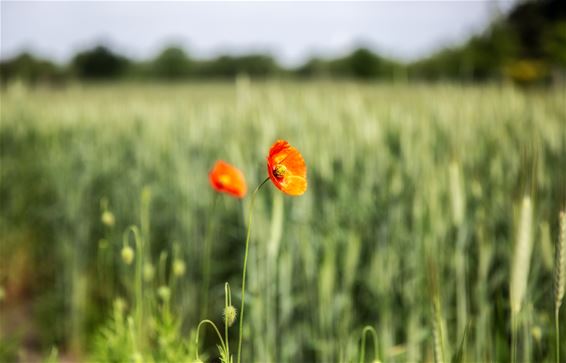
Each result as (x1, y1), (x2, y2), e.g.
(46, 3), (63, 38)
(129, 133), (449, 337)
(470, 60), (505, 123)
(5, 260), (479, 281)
(0, 46), (406, 83)
(1, 0), (564, 84)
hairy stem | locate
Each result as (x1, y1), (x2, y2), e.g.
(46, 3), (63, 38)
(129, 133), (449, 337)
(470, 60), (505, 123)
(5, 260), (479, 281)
(225, 282), (232, 361)
(201, 194), (218, 320)
(359, 325), (379, 363)
(196, 319), (226, 361)
(237, 177), (270, 363)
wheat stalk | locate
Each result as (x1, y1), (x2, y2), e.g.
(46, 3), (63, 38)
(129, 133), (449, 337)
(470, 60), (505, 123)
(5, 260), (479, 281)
(555, 211), (565, 363)
(427, 258), (446, 363)
(509, 196), (533, 363)
(556, 211), (566, 313)
(432, 299), (446, 363)
(510, 196), (534, 314)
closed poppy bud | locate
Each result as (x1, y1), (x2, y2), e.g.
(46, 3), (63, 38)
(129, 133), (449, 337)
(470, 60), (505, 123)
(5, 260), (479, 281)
(158, 286), (171, 302)
(121, 246), (134, 265)
(209, 160), (247, 198)
(113, 297), (127, 313)
(101, 210), (115, 227)
(143, 263), (155, 281)
(173, 259), (186, 277)
(132, 352), (143, 363)
(223, 305), (237, 327)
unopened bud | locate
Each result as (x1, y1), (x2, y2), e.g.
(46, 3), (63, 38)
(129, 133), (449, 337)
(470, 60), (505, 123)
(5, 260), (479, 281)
(132, 352), (143, 363)
(531, 326), (542, 342)
(158, 286), (171, 302)
(143, 263), (155, 281)
(121, 246), (134, 265)
(113, 297), (127, 313)
(173, 259), (186, 276)
(223, 305), (237, 327)
(101, 211), (115, 227)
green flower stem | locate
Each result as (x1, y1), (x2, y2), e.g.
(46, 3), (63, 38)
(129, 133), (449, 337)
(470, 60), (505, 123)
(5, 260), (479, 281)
(124, 226), (143, 350)
(237, 177), (270, 363)
(201, 194), (219, 320)
(556, 309), (560, 363)
(196, 319), (226, 361)
(511, 312), (518, 363)
(359, 326), (379, 363)
(225, 282), (232, 361)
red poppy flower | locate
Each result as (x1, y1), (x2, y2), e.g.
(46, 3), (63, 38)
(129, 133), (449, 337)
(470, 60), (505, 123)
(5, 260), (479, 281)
(267, 140), (307, 196)
(209, 160), (247, 198)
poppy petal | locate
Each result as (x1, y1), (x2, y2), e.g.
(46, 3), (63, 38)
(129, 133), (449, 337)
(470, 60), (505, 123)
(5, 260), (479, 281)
(280, 175), (307, 196)
(209, 160), (247, 198)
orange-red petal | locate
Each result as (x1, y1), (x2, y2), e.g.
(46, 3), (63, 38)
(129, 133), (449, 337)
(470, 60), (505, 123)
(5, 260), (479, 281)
(267, 140), (307, 196)
(209, 160), (247, 198)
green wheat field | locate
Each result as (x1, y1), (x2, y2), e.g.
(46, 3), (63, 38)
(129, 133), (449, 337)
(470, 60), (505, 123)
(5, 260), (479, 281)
(1, 80), (565, 363)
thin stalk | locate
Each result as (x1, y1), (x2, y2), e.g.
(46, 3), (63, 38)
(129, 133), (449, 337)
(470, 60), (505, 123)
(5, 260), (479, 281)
(124, 226), (143, 350)
(511, 312), (518, 363)
(556, 309), (560, 363)
(359, 326), (379, 363)
(237, 177), (270, 363)
(225, 282), (232, 361)
(139, 187), (151, 346)
(201, 194), (219, 320)
(196, 319), (226, 361)
(554, 211), (565, 363)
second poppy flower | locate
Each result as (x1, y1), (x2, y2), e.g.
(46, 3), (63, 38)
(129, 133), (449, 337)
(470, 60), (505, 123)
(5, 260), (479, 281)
(209, 160), (247, 198)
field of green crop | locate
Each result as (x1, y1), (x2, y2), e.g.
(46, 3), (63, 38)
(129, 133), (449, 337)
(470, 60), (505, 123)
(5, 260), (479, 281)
(0, 80), (565, 363)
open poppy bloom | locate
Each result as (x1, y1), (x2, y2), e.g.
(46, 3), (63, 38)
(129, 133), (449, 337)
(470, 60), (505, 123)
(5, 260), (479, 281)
(267, 140), (307, 196)
(209, 160), (247, 198)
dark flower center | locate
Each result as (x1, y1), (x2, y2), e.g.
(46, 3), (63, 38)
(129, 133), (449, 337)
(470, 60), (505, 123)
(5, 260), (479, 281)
(273, 164), (287, 179)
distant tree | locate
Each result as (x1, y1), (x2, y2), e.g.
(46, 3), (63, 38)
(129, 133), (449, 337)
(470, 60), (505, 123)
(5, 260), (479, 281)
(410, 0), (564, 82)
(295, 58), (331, 77)
(0, 52), (64, 84)
(198, 54), (278, 78)
(348, 48), (381, 78)
(332, 48), (400, 80)
(71, 46), (129, 79)
(543, 21), (566, 67)
(151, 46), (191, 79)
(237, 55), (278, 76)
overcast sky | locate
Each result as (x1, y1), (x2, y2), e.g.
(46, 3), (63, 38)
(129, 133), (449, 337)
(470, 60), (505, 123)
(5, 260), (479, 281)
(1, 1), (518, 66)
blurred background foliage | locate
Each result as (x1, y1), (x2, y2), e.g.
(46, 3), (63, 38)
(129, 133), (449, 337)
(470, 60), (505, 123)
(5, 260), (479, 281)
(1, 0), (565, 85)
(1, 80), (565, 362)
